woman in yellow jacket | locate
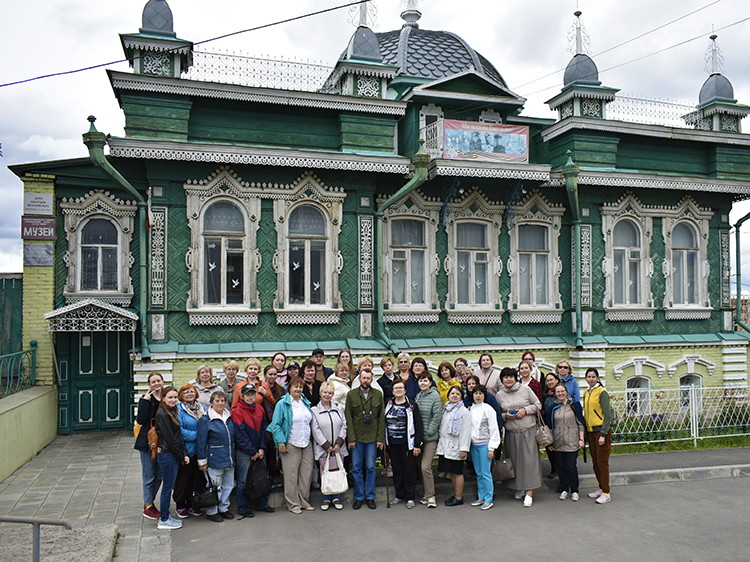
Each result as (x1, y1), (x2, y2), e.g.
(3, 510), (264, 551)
(583, 368), (612, 504)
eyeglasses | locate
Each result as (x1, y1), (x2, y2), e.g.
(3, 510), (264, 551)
(398, 360), (409, 364)
(558, 365), (569, 370)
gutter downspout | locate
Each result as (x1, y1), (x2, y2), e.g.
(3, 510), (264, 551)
(374, 141), (431, 354)
(562, 152), (584, 349)
(82, 116), (151, 359)
(735, 211), (750, 333)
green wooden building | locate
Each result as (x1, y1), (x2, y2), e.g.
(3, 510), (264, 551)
(11, 0), (750, 433)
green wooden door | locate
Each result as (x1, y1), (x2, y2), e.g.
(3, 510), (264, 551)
(69, 331), (131, 431)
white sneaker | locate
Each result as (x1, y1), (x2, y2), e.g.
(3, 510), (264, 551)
(559, 491), (569, 501)
(523, 495), (533, 508)
(588, 489), (602, 499)
(406, 500), (416, 509)
(571, 492), (580, 502)
(390, 497), (405, 505)
(596, 493), (611, 504)
(157, 516), (182, 530)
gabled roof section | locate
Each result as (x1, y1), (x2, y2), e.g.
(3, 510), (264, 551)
(403, 69), (525, 107)
(45, 299), (139, 332)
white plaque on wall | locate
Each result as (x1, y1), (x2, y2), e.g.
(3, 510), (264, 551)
(24, 193), (54, 216)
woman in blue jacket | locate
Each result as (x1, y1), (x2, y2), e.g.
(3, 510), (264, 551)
(197, 390), (236, 522)
(268, 376), (314, 514)
(173, 384), (206, 518)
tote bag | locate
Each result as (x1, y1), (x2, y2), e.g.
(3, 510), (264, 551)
(320, 451), (348, 496)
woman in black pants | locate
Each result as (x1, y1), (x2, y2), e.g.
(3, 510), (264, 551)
(384, 379), (423, 508)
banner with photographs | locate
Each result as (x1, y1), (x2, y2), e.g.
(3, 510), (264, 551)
(443, 120), (529, 163)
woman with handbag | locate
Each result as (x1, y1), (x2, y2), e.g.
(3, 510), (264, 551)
(268, 376), (315, 514)
(154, 386), (190, 530)
(135, 372), (164, 521)
(436, 386), (472, 506)
(583, 367), (613, 504)
(311, 381), (348, 511)
(496, 367), (543, 507)
(547, 383), (585, 502)
(384, 379), (423, 508)
(197, 390), (236, 522)
(468, 385), (501, 510)
(232, 383), (274, 518)
(173, 384), (206, 518)
(541, 372), (561, 479)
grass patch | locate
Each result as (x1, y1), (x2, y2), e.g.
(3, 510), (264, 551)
(611, 435), (750, 455)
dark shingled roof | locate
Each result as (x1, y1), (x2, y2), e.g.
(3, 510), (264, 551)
(341, 27), (506, 87)
(563, 53), (600, 87)
(699, 73), (736, 105)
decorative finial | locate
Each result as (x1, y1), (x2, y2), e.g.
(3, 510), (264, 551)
(348, 1), (378, 29)
(401, 0), (421, 28)
(704, 31), (724, 75)
(567, 10), (590, 56)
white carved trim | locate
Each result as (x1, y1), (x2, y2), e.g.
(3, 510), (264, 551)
(508, 310), (563, 324)
(108, 138), (409, 174)
(45, 299), (138, 332)
(275, 311), (342, 325)
(447, 311), (504, 324)
(359, 216), (374, 309)
(612, 356), (666, 380)
(149, 205), (167, 308)
(667, 354), (716, 377)
(605, 309), (655, 322)
(429, 161), (551, 181)
(547, 88), (618, 110)
(419, 103), (444, 131)
(383, 311), (440, 323)
(109, 72), (407, 115)
(664, 308), (712, 321)
(60, 189), (137, 305)
(188, 313), (259, 326)
(721, 231), (731, 307)
(479, 109), (502, 123)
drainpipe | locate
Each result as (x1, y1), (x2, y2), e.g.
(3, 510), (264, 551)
(562, 151), (584, 349)
(374, 141), (431, 354)
(734, 211), (750, 332)
(82, 116), (151, 359)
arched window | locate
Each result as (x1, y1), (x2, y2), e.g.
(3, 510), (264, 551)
(288, 205), (327, 305)
(671, 222), (699, 305)
(679, 373), (702, 412)
(202, 201), (245, 305)
(613, 219), (640, 305)
(81, 219), (119, 291)
(626, 376), (650, 416)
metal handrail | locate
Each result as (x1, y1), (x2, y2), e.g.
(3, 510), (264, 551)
(0, 515), (71, 562)
(0, 341), (37, 399)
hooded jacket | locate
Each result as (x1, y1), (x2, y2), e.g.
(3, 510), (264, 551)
(197, 406), (236, 469)
(231, 398), (267, 457)
(415, 386), (442, 442)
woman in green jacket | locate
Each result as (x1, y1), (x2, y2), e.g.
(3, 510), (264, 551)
(415, 371), (442, 508)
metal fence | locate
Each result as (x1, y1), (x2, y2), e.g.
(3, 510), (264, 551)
(610, 386), (750, 446)
(183, 49), (333, 92)
(606, 94), (697, 129)
(0, 341), (37, 399)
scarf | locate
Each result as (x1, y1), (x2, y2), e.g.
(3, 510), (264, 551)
(443, 401), (464, 437)
(183, 401), (204, 420)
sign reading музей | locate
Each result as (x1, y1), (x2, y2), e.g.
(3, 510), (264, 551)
(21, 217), (56, 240)
(443, 120), (529, 163)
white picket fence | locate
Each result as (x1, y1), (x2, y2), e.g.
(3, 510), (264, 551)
(609, 386), (750, 446)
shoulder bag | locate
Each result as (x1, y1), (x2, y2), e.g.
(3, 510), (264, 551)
(147, 419), (159, 461)
(535, 411), (554, 447)
(321, 451), (348, 495)
(191, 471), (219, 509)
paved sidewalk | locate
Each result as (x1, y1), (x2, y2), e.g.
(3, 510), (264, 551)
(0, 432), (749, 561)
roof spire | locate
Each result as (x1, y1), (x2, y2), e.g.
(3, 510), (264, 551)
(705, 30), (724, 75)
(568, 10), (590, 56)
(348, 1), (377, 29)
(401, 0), (421, 28)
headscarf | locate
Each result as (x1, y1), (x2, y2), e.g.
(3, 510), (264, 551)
(443, 400), (464, 437)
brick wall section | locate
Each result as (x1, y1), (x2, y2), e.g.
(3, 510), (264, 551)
(22, 174), (56, 386)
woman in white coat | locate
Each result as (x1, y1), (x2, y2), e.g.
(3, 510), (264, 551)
(311, 381), (348, 510)
(436, 386), (472, 506)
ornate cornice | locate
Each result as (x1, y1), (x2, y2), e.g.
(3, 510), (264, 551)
(543, 171), (750, 195)
(108, 138), (410, 175)
(428, 160), (551, 181)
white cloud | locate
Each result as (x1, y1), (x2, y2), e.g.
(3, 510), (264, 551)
(17, 135), (84, 161)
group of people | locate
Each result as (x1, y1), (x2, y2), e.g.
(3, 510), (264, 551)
(134, 348), (614, 529)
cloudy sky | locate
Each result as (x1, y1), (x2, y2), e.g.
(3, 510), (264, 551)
(2, 0), (750, 288)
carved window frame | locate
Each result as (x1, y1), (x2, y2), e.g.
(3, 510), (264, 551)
(273, 175), (346, 325)
(443, 187), (505, 324)
(506, 190), (564, 324)
(184, 169), (261, 326)
(601, 193), (656, 321)
(61, 190), (137, 306)
(419, 103), (444, 130)
(379, 189), (442, 323)
(661, 197), (713, 320)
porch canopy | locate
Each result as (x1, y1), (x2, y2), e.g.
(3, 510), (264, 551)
(44, 299), (138, 332)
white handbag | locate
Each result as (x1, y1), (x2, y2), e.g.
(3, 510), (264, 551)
(320, 451), (348, 495)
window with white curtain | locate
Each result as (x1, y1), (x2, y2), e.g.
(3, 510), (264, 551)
(81, 219), (119, 291)
(671, 222), (698, 305)
(288, 205), (327, 305)
(391, 219), (426, 305)
(518, 224), (548, 305)
(203, 201), (245, 306)
(456, 222), (489, 305)
(613, 219), (641, 305)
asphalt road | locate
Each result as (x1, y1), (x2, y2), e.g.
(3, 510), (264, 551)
(171, 477), (749, 562)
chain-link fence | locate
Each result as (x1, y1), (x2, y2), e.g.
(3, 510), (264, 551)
(610, 386), (750, 445)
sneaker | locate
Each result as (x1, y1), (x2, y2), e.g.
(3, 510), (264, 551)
(332, 499), (343, 510)
(513, 490), (525, 500)
(427, 496), (437, 509)
(406, 500), (416, 509)
(588, 489), (602, 499)
(175, 508), (190, 519)
(188, 508), (203, 517)
(523, 495), (533, 508)
(471, 500), (484, 507)
(571, 492), (580, 502)
(321, 501), (331, 511)
(559, 491), (569, 501)
(480, 502), (493, 510)
(390, 497), (405, 506)
(143, 504), (160, 520)
(596, 493), (611, 504)
(157, 516), (182, 530)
